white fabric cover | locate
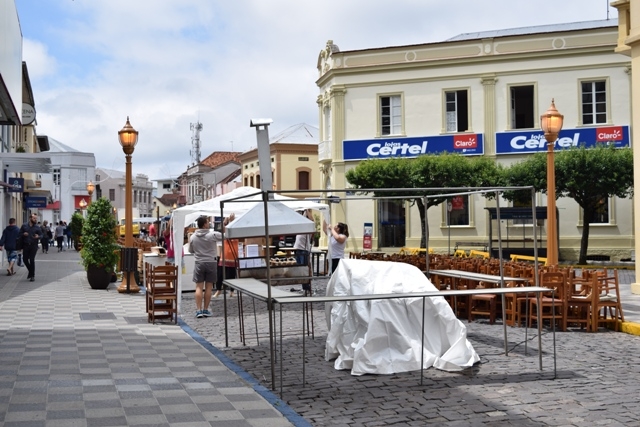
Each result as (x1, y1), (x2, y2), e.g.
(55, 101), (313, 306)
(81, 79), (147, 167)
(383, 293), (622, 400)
(325, 259), (480, 375)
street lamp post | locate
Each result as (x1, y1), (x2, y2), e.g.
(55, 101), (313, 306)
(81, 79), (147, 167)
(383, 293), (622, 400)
(117, 117), (140, 293)
(540, 99), (564, 267)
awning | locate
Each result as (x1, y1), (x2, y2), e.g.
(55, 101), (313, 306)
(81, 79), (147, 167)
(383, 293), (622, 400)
(24, 189), (52, 199)
(45, 201), (60, 210)
(0, 153), (52, 173)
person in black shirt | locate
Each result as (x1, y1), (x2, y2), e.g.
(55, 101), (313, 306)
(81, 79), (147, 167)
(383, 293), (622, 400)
(20, 213), (43, 282)
(0, 218), (20, 275)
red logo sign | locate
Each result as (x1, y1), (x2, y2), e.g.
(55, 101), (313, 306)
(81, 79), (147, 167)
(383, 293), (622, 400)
(596, 126), (623, 142)
(451, 196), (465, 210)
(453, 134), (478, 149)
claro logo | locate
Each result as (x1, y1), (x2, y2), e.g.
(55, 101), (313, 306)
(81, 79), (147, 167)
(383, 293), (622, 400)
(366, 141), (428, 156)
(596, 126), (623, 142)
(453, 135), (478, 149)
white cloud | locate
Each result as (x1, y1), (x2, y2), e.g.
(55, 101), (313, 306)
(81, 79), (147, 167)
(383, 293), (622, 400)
(22, 39), (57, 80)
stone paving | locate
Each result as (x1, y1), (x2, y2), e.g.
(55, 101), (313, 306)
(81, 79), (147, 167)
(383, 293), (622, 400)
(0, 249), (298, 427)
(2, 247), (639, 426)
(183, 271), (640, 426)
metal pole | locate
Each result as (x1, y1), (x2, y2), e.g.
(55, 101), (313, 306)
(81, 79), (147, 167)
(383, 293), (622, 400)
(546, 138), (558, 266)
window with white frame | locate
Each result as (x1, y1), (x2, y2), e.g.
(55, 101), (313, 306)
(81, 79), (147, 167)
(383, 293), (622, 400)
(510, 85), (535, 129)
(109, 189), (115, 201)
(581, 80), (607, 125)
(380, 95), (401, 136)
(445, 90), (469, 132)
(378, 199), (405, 247)
(53, 168), (60, 186)
(591, 197), (610, 224)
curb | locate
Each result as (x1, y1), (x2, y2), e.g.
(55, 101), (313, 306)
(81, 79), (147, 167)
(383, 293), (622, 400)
(621, 321), (640, 336)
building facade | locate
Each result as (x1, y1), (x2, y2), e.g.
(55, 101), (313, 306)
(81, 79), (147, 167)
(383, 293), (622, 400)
(316, 20), (633, 261)
(238, 123), (321, 197)
(41, 137), (96, 225)
(96, 168), (154, 219)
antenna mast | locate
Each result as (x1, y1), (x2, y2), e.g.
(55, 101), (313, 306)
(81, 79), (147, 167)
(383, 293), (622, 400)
(190, 121), (203, 165)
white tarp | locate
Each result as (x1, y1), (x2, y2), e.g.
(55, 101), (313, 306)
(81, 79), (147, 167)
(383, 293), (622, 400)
(325, 259), (480, 375)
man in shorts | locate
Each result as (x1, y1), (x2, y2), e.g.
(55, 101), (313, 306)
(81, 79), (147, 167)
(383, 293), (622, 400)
(188, 213), (235, 318)
(0, 218), (20, 275)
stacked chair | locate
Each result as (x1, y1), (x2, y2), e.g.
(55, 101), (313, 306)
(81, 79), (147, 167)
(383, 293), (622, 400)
(145, 264), (178, 324)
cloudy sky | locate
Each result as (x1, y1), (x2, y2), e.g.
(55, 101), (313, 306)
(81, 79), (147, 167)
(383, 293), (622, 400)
(16, 0), (616, 182)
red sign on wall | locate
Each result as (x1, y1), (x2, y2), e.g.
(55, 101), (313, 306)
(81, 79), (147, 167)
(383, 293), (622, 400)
(74, 195), (90, 209)
(451, 196), (465, 210)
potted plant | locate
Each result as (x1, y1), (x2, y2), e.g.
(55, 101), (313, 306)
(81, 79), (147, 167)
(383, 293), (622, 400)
(80, 198), (120, 290)
(70, 212), (84, 251)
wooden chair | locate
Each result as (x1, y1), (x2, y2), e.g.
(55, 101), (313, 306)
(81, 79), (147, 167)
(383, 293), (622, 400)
(529, 271), (566, 331)
(146, 264), (178, 324)
(565, 270), (593, 331)
(502, 265), (524, 326)
(468, 265), (500, 325)
(592, 269), (624, 332)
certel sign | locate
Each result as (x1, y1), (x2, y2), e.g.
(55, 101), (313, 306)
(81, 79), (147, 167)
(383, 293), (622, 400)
(495, 125), (629, 155)
(343, 133), (484, 161)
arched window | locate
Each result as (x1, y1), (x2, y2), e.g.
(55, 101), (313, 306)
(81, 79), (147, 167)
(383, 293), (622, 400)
(298, 170), (311, 190)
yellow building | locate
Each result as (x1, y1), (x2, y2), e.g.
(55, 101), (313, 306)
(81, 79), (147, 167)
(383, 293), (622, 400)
(238, 123), (321, 198)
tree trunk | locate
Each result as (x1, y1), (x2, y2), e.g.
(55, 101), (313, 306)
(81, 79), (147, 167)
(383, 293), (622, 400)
(578, 208), (593, 265)
(417, 199), (427, 248)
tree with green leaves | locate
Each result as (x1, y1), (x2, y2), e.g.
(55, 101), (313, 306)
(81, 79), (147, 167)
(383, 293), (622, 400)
(503, 145), (633, 264)
(345, 153), (504, 247)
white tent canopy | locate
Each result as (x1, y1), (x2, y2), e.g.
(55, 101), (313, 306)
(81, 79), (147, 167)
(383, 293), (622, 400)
(171, 187), (329, 308)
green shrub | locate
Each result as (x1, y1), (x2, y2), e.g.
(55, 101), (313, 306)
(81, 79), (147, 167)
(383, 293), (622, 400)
(80, 198), (119, 273)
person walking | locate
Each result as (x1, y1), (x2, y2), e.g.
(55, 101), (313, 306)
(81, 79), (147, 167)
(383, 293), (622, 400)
(0, 218), (21, 276)
(323, 219), (349, 274)
(188, 213), (234, 318)
(65, 222), (73, 249)
(55, 221), (65, 251)
(20, 213), (43, 281)
(40, 220), (51, 254)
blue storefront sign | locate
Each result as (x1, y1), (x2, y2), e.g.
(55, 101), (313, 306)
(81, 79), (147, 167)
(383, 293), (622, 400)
(495, 125), (629, 155)
(25, 197), (47, 208)
(343, 133), (484, 161)
(7, 177), (24, 193)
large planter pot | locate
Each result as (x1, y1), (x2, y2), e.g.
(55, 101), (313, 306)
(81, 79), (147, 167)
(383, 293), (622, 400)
(87, 264), (112, 290)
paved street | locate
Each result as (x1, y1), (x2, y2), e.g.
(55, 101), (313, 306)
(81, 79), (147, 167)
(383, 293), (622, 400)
(1, 248), (639, 426)
(185, 268), (640, 427)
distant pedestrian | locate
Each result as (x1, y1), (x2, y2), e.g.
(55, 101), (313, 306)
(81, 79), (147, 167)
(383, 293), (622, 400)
(55, 222), (65, 251)
(65, 221), (73, 249)
(41, 220), (51, 254)
(0, 218), (20, 276)
(20, 213), (43, 281)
